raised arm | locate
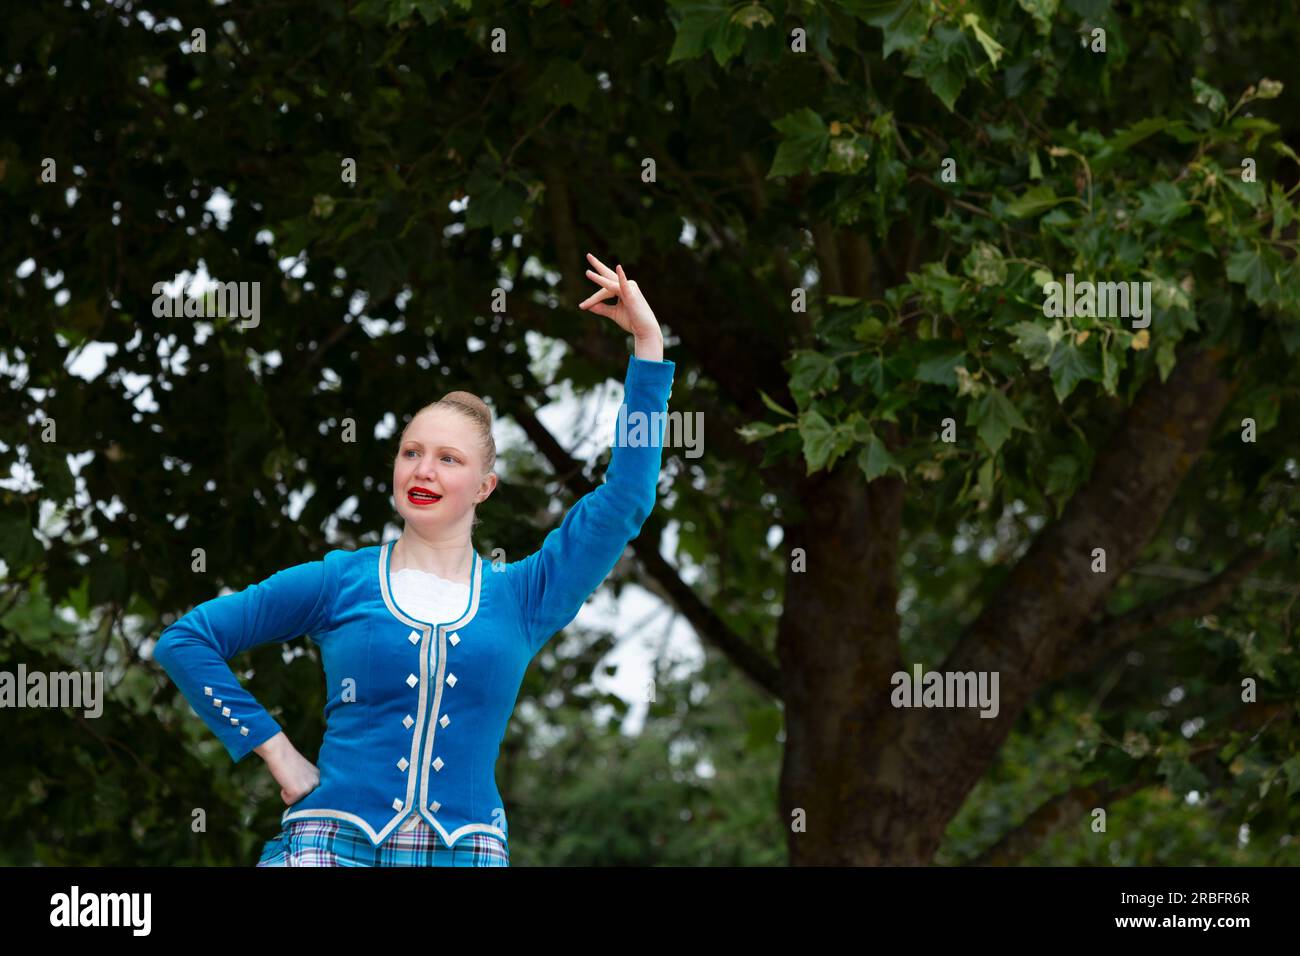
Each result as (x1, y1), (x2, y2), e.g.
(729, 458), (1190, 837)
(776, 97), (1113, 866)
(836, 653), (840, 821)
(507, 254), (675, 655)
(152, 555), (336, 762)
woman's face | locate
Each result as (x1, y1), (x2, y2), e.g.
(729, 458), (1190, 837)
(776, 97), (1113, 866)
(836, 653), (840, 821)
(393, 407), (495, 531)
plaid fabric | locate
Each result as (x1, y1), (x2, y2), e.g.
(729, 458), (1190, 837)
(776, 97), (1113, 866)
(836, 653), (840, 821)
(257, 814), (509, 867)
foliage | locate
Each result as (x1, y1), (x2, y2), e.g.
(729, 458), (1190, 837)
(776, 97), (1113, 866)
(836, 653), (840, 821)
(1, 0), (1297, 864)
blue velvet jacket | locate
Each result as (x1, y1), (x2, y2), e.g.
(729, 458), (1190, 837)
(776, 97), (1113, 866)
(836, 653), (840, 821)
(153, 356), (675, 848)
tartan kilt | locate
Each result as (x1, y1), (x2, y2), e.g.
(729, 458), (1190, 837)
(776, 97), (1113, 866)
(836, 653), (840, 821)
(256, 814), (509, 867)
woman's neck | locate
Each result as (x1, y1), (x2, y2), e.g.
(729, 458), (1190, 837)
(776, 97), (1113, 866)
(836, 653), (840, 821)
(391, 533), (474, 585)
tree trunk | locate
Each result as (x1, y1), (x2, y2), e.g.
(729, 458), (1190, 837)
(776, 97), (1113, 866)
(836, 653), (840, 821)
(778, 344), (1240, 864)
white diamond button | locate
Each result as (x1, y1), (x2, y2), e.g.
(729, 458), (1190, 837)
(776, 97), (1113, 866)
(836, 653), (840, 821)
(430, 801), (441, 813)
(392, 798), (403, 812)
(221, 706), (231, 717)
(406, 673), (418, 688)
(204, 686), (213, 696)
(408, 629), (420, 645)
(230, 718), (239, 725)
(439, 714), (449, 728)
(432, 757), (444, 772)
(240, 726), (249, 736)
(449, 632), (460, 646)
(446, 673), (457, 687)
(397, 757), (409, 771)
(402, 714), (414, 729)
(213, 698), (222, 707)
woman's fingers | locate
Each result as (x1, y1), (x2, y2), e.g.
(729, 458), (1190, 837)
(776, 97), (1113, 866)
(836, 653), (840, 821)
(618, 264), (639, 308)
(584, 268), (617, 291)
(577, 279), (616, 309)
(586, 251), (617, 280)
(579, 255), (644, 336)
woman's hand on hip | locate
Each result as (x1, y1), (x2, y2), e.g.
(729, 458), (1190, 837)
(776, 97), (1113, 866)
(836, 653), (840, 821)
(256, 732), (321, 805)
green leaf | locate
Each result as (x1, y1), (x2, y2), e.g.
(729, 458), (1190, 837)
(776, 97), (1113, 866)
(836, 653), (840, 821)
(854, 315), (885, 344)
(1191, 77), (1227, 115)
(969, 389), (1031, 454)
(1047, 340), (1100, 402)
(1270, 182), (1295, 237)
(731, 3), (775, 28)
(911, 261), (964, 314)
(1221, 170), (1265, 208)
(1225, 247), (1277, 305)
(1155, 338), (1178, 382)
(412, 1), (449, 26)
(667, 0), (748, 66)
(858, 434), (903, 481)
(464, 166), (527, 234)
(798, 410), (836, 473)
(0, 512), (42, 571)
(1272, 140), (1300, 166)
(962, 241), (1007, 286)
(924, 66), (965, 112)
(536, 59), (596, 111)
(1278, 319), (1300, 356)
(0, 578), (74, 645)
(1099, 339), (1120, 394)
(848, 0), (930, 59)
(786, 349), (840, 403)
(1016, 0), (1059, 36)
(961, 13), (1005, 67)
(767, 108), (830, 178)
(850, 353), (887, 392)
(757, 389), (796, 419)
(1008, 320), (1056, 369)
(844, 412), (874, 444)
(1135, 182), (1190, 226)
(903, 23), (968, 112)
(737, 420), (780, 442)
(1091, 118), (1191, 171)
(914, 349), (966, 388)
(1006, 185), (1067, 218)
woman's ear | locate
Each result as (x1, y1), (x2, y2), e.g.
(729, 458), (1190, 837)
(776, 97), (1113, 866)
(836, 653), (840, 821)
(477, 472), (499, 503)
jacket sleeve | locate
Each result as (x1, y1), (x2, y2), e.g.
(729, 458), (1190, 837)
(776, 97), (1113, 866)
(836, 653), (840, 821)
(507, 355), (676, 657)
(152, 554), (337, 763)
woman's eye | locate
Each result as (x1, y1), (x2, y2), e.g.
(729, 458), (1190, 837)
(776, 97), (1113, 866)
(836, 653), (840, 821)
(441, 455), (459, 464)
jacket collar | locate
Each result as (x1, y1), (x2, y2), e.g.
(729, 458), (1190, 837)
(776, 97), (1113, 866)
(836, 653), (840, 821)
(378, 540), (482, 631)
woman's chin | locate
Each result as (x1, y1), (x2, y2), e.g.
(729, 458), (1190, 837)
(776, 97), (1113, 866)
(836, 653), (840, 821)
(402, 505), (459, 523)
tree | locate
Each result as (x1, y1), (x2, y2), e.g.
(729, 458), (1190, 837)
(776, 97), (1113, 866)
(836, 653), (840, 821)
(2, 0), (1297, 865)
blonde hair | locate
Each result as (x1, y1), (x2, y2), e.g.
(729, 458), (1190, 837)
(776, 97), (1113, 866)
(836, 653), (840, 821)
(396, 391), (497, 527)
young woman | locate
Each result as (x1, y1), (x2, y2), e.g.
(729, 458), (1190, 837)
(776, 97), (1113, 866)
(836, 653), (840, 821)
(152, 254), (676, 866)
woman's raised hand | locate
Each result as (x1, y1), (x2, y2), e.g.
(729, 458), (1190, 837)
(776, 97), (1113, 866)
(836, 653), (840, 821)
(578, 253), (664, 360)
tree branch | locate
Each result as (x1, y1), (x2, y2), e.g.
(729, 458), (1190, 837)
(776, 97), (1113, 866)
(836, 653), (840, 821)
(967, 701), (1294, 865)
(926, 342), (1242, 812)
(1054, 547), (1278, 681)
